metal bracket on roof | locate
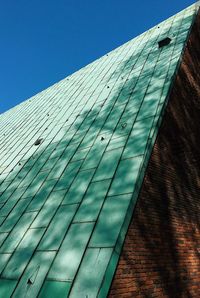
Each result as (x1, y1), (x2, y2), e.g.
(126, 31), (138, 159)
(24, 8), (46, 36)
(158, 37), (172, 48)
(34, 138), (43, 146)
(27, 266), (40, 285)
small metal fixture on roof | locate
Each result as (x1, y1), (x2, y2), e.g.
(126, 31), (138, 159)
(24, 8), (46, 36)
(158, 37), (172, 48)
(27, 278), (33, 285)
(27, 266), (40, 285)
(121, 122), (127, 129)
(34, 138), (43, 146)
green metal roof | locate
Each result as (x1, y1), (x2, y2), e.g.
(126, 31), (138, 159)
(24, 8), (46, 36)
(0, 3), (198, 297)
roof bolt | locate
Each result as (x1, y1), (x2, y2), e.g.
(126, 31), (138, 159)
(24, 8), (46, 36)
(27, 266), (40, 285)
(34, 138), (43, 146)
(27, 279), (33, 285)
(121, 122), (127, 129)
(158, 37), (171, 48)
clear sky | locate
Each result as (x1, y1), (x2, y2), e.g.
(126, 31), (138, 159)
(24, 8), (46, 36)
(0, 0), (195, 113)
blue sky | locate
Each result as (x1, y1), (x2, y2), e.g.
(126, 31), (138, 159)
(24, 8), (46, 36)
(0, 0), (195, 113)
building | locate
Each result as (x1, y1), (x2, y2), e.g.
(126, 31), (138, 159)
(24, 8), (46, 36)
(0, 2), (199, 297)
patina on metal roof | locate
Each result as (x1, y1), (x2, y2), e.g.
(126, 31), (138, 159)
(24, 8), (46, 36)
(0, 3), (198, 297)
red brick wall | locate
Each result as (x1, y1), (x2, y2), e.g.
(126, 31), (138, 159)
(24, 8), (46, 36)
(109, 12), (200, 298)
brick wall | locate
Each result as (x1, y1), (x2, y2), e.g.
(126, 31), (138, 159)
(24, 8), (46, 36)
(109, 11), (200, 298)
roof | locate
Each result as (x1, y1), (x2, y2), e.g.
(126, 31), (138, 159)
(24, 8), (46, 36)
(0, 3), (198, 297)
